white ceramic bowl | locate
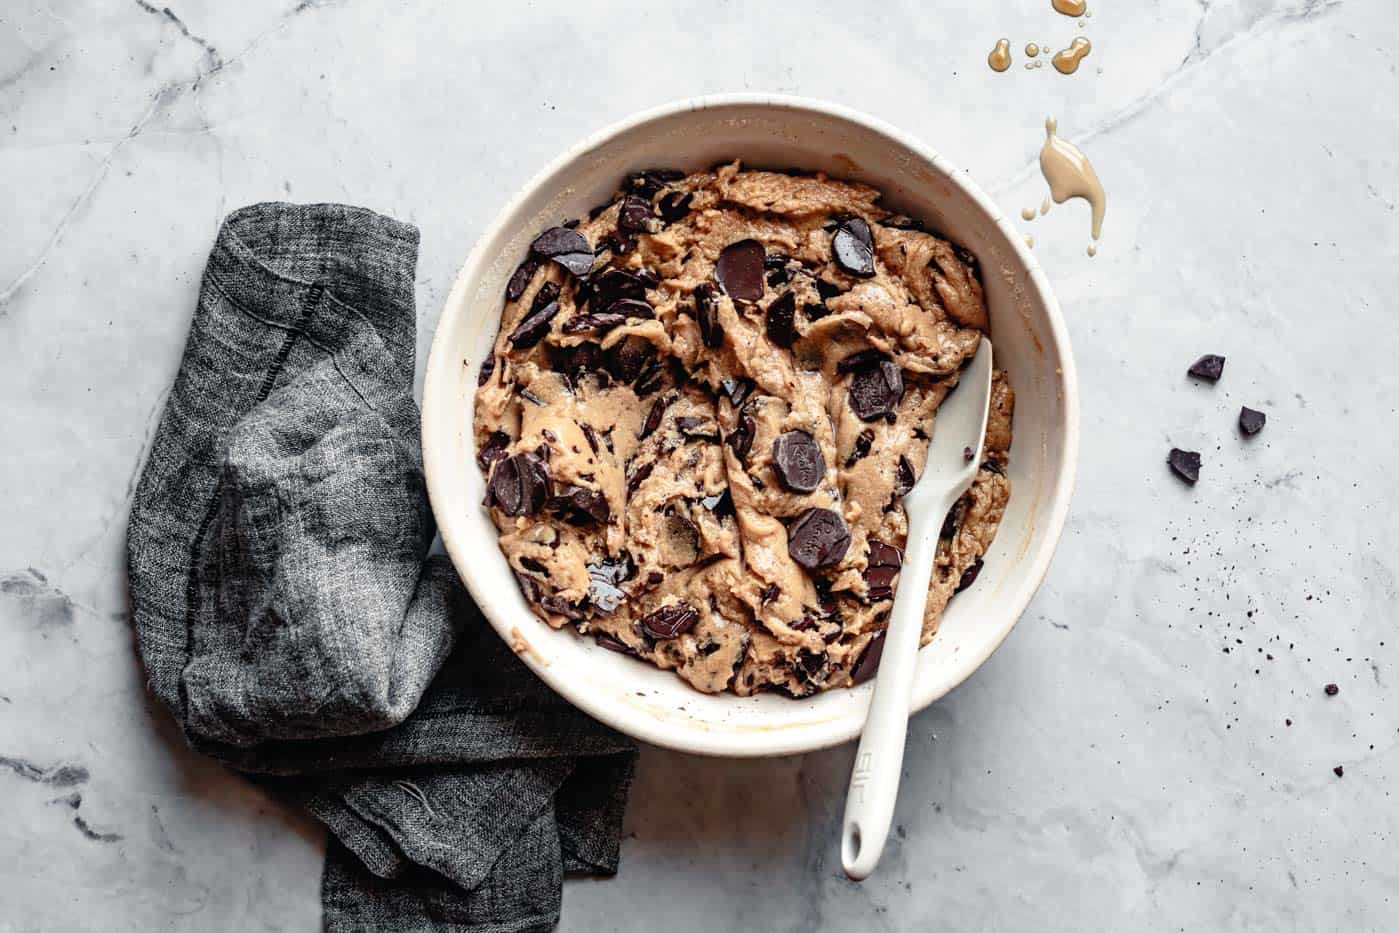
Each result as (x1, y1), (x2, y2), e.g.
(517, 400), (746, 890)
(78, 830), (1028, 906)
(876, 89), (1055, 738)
(422, 95), (1078, 757)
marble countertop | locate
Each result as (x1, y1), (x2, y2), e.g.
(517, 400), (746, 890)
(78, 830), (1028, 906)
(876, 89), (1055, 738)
(4, 0), (1397, 929)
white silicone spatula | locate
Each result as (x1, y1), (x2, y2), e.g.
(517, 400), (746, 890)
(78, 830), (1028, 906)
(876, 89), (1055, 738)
(840, 338), (994, 881)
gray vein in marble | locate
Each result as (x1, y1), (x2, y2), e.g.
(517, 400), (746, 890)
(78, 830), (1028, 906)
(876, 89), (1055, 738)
(0, 755), (89, 787)
(1, 0), (345, 310)
(72, 813), (124, 843)
(0, 86), (173, 309)
(132, 0), (223, 71)
(0, 568), (77, 626)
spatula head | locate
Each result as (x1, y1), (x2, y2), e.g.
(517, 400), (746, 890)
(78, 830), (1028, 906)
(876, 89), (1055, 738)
(901, 339), (994, 519)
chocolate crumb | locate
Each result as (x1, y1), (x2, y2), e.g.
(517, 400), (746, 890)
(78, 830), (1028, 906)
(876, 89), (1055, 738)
(1239, 406), (1266, 436)
(1187, 354), (1226, 381)
(1168, 448), (1201, 485)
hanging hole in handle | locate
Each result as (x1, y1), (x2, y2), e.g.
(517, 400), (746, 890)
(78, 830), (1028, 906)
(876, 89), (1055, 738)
(842, 824), (863, 879)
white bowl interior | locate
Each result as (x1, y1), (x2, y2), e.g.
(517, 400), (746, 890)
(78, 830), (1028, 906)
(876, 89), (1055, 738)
(423, 97), (1076, 757)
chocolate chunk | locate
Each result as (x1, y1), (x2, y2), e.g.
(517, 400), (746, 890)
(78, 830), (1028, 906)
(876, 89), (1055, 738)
(832, 216), (876, 277)
(765, 290), (798, 348)
(955, 557), (984, 592)
(657, 190), (693, 222)
(728, 411), (756, 461)
(586, 267), (654, 309)
(786, 507), (851, 570)
(638, 394), (672, 440)
(845, 429), (874, 468)
(561, 311), (626, 335)
(639, 603), (700, 639)
(837, 348), (886, 375)
(851, 631), (885, 684)
(848, 360), (904, 421)
(617, 194), (654, 233)
(963, 446), (974, 462)
(1239, 406), (1266, 436)
(663, 508), (701, 563)
(1188, 354), (1226, 381)
(694, 283), (723, 349)
(865, 540), (903, 601)
(530, 281), (560, 311)
(720, 377), (754, 408)
(605, 336), (653, 384)
(798, 649), (826, 677)
(771, 430), (825, 494)
(895, 456), (916, 497)
(1167, 448), (1201, 485)
(513, 570), (539, 603)
(1333, 765), (1344, 778)
(940, 498), (963, 539)
(530, 226), (594, 277)
(594, 633), (634, 654)
(552, 341), (606, 387)
(487, 452), (551, 516)
(624, 168), (683, 198)
(816, 279), (843, 302)
(677, 416), (720, 442)
(504, 256), (542, 302)
(980, 458), (1005, 476)
(518, 387), (547, 407)
(580, 422), (600, 454)
(477, 430), (511, 471)
(700, 488), (734, 517)
(478, 351), (496, 387)
(883, 215), (926, 232)
(764, 252), (791, 286)
(632, 357), (666, 396)
(550, 483), (610, 526)
(608, 297), (655, 320)
(588, 553), (635, 614)
(519, 556), (549, 575)
(508, 295), (560, 349)
(625, 459), (655, 495)
(564, 296), (654, 336)
(714, 239), (766, 303)
(952, 243), (980, 278)
(597, 229), (635, 256)
(1325, 683), (1339, 696)
(539, 593), (585, 620)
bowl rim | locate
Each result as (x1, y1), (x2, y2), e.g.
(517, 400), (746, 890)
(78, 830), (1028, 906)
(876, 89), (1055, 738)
(423, 92), (1080, 757)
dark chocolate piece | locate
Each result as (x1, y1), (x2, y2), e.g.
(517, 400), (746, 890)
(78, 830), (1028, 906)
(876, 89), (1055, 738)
(832, 216), (876, 277)
(786, 507), (851, 570)
(1167, 448), (1201, 485)
(771, 430), (825, 494)
(714, 239), (766, 302)
(1187, 354), (1226, 381)
(639, 603), (700, 639)
(1239, 406), (1266, 436)
(530, 226), (594, 278)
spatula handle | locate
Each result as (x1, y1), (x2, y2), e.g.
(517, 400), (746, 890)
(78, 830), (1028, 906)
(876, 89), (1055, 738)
(839, 505), (944, 880)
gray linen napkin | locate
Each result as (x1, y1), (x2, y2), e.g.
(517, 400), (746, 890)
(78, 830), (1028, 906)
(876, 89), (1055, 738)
(126, 202), (636, 932)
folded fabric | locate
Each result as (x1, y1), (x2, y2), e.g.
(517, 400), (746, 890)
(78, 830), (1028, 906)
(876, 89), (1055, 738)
(127, 202), (635, 931)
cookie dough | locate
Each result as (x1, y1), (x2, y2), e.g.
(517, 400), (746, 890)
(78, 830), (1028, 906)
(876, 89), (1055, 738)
(474, 162), (1014, 697)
